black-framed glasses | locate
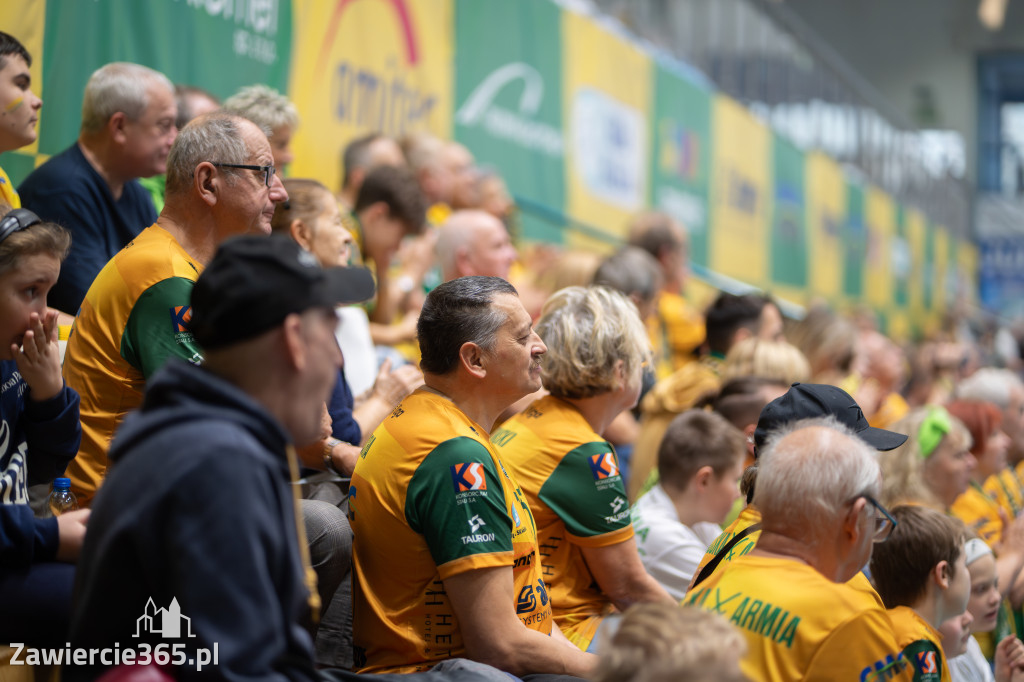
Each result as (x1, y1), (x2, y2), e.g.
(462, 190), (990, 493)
(862, 494), (897, 544)
(0, 208), (42, 245)
(211, 163), (276, 188)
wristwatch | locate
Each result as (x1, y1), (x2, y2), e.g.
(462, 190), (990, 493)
(323, 437), (344, 475)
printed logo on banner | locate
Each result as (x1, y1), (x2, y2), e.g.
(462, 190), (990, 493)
(317, 0), (437, 135)
(571, 87), (646, 210)
(455, 62), (564, 157)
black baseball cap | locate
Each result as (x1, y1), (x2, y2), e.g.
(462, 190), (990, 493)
(190, 234), (375, 350)
(753, 382), (908, 453)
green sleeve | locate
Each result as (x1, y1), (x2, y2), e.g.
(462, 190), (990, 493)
(120, 277), (204, 378)
(902, 639), (943, 682)
(406, 437), (512, 566)
(538, 441), (630, 538)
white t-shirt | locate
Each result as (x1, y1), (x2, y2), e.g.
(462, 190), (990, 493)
(949, 636), (995, 682)
(336, 306), (376, 397)
(630, 483), (721, 601)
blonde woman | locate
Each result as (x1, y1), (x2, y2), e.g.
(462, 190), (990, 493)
(492, 286), (672, 653)
(720, 337), (811, 386)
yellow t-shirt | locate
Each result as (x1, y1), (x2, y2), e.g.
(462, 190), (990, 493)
(685, 555), (910, 682)
(0, 165), (19, 208)
(647, 290), (705, 380)
(985, 467), (1024, 519)
(950, 482), (1004, 545)
(62, 224), (204, 506)
(870, 392), (910, 430)
(493, 396), (634, 650)
(349, 389), (552, 673)
(695, 505), (762, 580)
(887, 605), (950, 682)
(693, 505), (886, 610)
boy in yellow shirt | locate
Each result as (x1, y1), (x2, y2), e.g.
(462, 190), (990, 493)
(870, 505), (970, 682)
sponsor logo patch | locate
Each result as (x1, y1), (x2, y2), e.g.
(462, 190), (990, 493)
(450, 463), (487, 492)
(588, 452), (619, 480)
(170, 305), (192, 333)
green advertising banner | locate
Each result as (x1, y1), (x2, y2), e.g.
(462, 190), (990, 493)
(770, 134), (807, 288)
(453, 0), (564, 244)
(842, 182), (866, 299)
(648, 59), (713, 268)
(38, 0), (293, 156)
(923, 222), (936, 311)
(893, 205), (910, 308)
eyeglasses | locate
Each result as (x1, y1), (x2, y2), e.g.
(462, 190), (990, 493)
(211, 163), (277, 188)
(861, 494), (897, 543)
(0, 208), (42, 245)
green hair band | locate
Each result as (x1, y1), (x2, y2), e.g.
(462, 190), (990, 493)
(918, 405), (952, 458)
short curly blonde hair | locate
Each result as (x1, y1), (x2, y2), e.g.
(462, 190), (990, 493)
(721, 337), (811, 385)
(222, 84), (299, 136)
(536, 286), (651, 399)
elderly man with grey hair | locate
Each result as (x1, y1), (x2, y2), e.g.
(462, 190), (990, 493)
(62, 111), (287, 506)
(684, 418), (906, 682)
(19, 62), (178, 313)
(435, 209), (517, 282)
(61, 114), (356, 625)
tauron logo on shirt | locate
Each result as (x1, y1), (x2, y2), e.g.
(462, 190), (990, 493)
(169, 306), (192, 334)
(588, 452), (619, 480)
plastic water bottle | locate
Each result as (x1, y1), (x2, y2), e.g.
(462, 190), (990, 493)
(48, 477), (79, 516)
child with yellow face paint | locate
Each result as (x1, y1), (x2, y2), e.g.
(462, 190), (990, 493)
(0, 32), (43, 208)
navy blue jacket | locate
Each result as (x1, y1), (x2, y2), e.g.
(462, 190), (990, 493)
(0, 360), (81, 568)
(69, 359), (319, 682)
(18, 143), (157, 314)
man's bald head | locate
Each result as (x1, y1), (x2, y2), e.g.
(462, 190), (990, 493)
(436, 209), (516, 281)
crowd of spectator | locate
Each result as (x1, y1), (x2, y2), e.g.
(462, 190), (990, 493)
(8, 27), (1024, 682)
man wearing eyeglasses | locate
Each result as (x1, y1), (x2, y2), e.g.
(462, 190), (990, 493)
(62, 111), (288, 509)
(684, 419), (912, 682)
(18, 62), (178, 315)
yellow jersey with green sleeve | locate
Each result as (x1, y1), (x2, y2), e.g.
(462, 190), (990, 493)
(684, 555), (910, 682)
(950, 482), (1004, 545)
(349, 389), (551, 674)
(984, 468), (1024, 519)
(695, 504), (762, 578)
(492, 396), (634, 650)
(887, 605), (950, 682)
(61, 224), (203, 507)
(0, 165), (19, 208)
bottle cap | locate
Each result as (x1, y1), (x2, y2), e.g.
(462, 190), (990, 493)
(53, 477), (71, 489)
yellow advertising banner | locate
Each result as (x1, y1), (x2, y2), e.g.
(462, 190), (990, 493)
(562, 9), (652, 252)
(933, 226), (949, 316)
(6, 0), (46, 162)
(905, 208), (926, 325)
(708, 96), (769, 288)
(958, 241), (979, 307)
(864, 187), (894, 309)
(806, 151), (845, 303)
(288, 0), (453, 191)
